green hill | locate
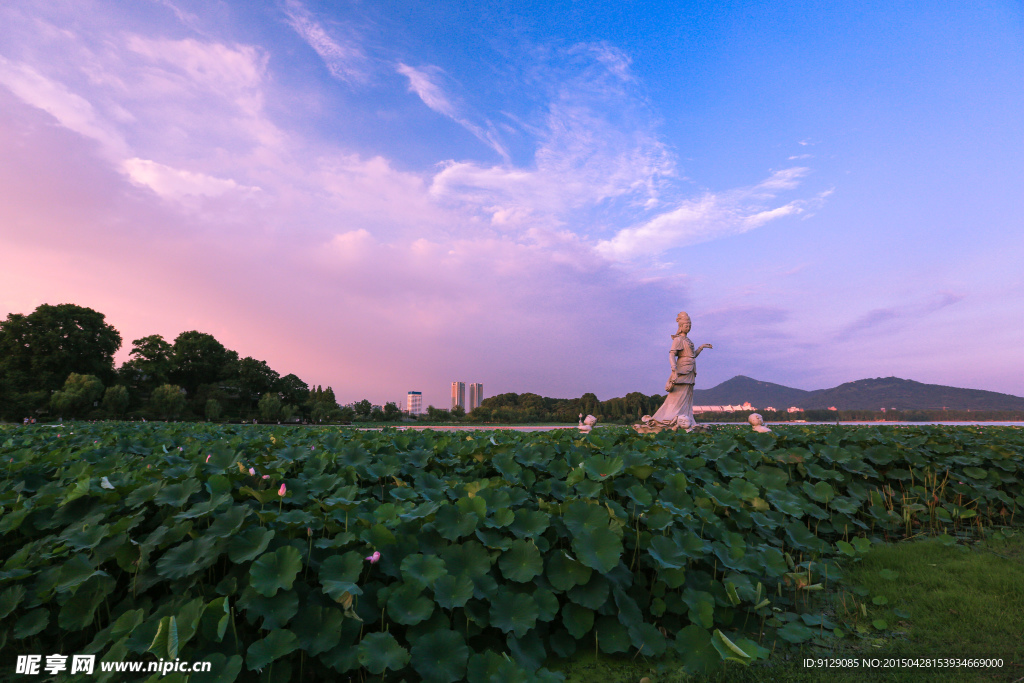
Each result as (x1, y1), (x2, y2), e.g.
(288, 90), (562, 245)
(695, 375), (1024, 411)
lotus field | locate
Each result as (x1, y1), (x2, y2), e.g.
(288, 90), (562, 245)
(1, 423), (1022, 682)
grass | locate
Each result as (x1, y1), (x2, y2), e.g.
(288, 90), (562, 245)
(551, 531), (1024, 683)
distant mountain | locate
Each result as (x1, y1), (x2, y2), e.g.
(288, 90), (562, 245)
(693, 376), (812, 408)
(694, 375), (1024, 411)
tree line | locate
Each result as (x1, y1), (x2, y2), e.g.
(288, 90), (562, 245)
(0, 303), (403, 423)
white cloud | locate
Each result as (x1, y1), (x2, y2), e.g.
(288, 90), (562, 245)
(283, 0), (367, 84)
(594, 169), (812, 260)
(121, 158), (252, 199)
(0, 55), (129, 159)
(397, 63), (509, 160)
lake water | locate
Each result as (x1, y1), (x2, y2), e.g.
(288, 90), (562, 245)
(364, 421), (1024, 432)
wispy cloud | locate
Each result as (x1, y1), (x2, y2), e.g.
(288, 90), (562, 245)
(0, 55), (129, 159)
(397, 63), (509, 161)
(594, 168), (816, 260)
(427, 42), (675, 230)
(122, 158), (255, 199)
(833, 292), (966, 340)
(283, 0), (367, 84)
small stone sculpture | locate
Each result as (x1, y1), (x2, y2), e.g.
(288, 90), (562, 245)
(634, 413), (691, 434)
(634, 311), (713, 434)
(748, 413), (772, 433)
(578, 414), (597, 433)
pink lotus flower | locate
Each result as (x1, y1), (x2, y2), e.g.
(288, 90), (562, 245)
(278, 483), (287, 496)
(206, 455), (212, 462)
(366, 551), (380, 564)
(262, 474), (270, 479)
(249, 467), (256, 476)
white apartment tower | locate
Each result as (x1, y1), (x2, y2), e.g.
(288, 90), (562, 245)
(406, 391), (422, 415)
(468, 383), (484, 411)
(451, 382), (466, 411)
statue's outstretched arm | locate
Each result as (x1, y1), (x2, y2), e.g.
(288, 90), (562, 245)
(694, 343), (713, 357)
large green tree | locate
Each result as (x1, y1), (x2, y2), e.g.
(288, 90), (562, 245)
(0, 304), (121, 394)
(101, 385), (130, 418)
(276, 374), (310, 408)
(234, 357), (280, 407)
(50, 373), (104, 418)
(119, 335), (173, 393)
(169, 331), (237, 396)
(150, 384), (187, 419)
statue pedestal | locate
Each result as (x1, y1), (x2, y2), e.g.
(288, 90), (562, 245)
(633, 415), (694, 434)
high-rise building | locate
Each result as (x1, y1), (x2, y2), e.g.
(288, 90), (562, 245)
(468, 383), (484, 411)
(406, 391), (422, 415)
(451, 382), (465, 411)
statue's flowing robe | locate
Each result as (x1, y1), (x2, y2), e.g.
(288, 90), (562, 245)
(636, 334), (696, 432)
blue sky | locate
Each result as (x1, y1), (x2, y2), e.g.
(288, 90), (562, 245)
(1, 0), (1022, 407)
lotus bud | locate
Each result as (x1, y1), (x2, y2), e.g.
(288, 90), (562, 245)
(366, 551), (380, 564)
(249, 467), (256, 476)
(279, 483), (287, 496)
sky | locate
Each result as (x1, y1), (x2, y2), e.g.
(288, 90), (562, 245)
(1, 0), (1022, 408)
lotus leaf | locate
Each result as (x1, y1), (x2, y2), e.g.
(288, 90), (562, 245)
(156, 537), (219, 579)
(247, 628), (300, 671)
(571, 525), (622, 574)
(291, 603), (344, 655)
(561, 602), (593, 643)
(410, 629), (470, 682)
(711, 629), (753, 664)
(433, 503), (478, 540)
(250, 546), (302, 597)
(387, 582), (434, 625)
(352, 631), (408, 674)
(467, 651), (527, 683)
(401, 553), (447, 587)
(0, 584), (26, 619)
(227, 526), (275, 563)
(238, 587), (299, 630)
(546, 551), (592, 591)
(674, 625), (723, 675)
(319, 552), (363, 601)
(596, 616), (631, 653)
(489, 591), (539, 637)
(499, 539), (543, 582)
(508, 509), (550, 538)
(13, 608), (49, 638)
(568, 574), (609, 609)
(777, 621), (816, 643)
(507, 631), (546, 671)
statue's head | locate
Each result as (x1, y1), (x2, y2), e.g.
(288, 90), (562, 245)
(676, 311), (691, 333)
(678, 415), (691, 429)
(748, 413), (764, 427)
(583, 414), (597, 426)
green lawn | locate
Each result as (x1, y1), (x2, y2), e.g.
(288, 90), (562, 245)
(552, 532), (1024, 683)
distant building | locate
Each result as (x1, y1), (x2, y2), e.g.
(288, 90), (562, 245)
(451, 382), (465, 411)
(787, 406), (804, 413)
(693, 403), (755, 414)
(406, 391), (422, 415)
(828, 406), (838, 411)
(468, 383), (484, 411)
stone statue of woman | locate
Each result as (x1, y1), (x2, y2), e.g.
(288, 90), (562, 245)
(634, 311), (713, 433)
